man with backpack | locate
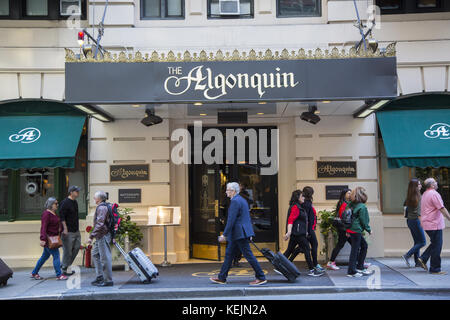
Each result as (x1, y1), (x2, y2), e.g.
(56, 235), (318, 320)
(88, 191), (114, 287)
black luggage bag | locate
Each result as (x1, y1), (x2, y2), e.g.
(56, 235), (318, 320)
(0, 259), (13, 286)
(250, 241), (300, 282)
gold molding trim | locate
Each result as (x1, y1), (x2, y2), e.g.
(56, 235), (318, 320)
(65, 43), (396, 63)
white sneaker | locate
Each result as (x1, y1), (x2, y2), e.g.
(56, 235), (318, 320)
(327, 261), (340, 270)
(347, 272), (363, 278)
(356, 269), (374, 276)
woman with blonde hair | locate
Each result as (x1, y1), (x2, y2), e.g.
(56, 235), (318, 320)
(346, 187), (372, 277)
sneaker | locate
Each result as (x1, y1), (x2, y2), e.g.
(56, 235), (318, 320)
(308, 269), (324, 277)
(249, 279), (267, 286)
(210, 277), (226, 285)
(316, 264), (325, 272)
(95, 281), (114, 287)
(91, 277), (104, 285)
(63, 271), (75, 276)
(347, 272), (363, 278)
(273, 269), (283, 275)
(56, 275), (68, 281)
(31, 273), (44, 280)
(363, 262), (372, 268)
(401, 254), (411, 268)
(356, 268), (374, 276)
(417, 258), (428, 271)
(430, 271), (447, 275)
(327, 261), (340, 270)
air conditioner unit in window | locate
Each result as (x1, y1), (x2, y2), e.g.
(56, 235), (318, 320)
(60, 0), (82, 16)
(219, 0), (240, 15)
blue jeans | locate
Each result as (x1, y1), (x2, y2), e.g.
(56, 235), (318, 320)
(406, 219), (426, 263)
(347, 233), (368, 275)
(420, 229), (443, 273)
(32, 247), (62, 277)
(218, 238), (266, 281)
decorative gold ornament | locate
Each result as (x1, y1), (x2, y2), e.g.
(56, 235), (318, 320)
(65, 43), (396, 63)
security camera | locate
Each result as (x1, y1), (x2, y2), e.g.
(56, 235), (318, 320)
(141, 106), (163, 127)
(300, 104), (321, 125)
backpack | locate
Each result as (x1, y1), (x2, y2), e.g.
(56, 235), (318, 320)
(333, 206), (355, 231)
(291, 206), (308, 237)
(99, 202), (121, 239)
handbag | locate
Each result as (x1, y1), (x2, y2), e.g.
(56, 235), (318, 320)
(47, 234), (62, 249)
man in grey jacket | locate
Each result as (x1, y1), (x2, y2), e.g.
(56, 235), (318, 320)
(88, 191), (113, 287)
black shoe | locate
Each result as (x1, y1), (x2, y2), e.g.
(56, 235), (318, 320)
(91, 277), (104, 285)
(63, 271), (75, 276)
(96, 281), (114, 287)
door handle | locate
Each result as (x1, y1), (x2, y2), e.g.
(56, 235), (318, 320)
(215, 200), (219, 218)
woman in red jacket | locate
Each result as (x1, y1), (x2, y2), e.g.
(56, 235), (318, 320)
(31, 197), (68, 281)
(326, 188), (352, 270)
(282, 190), (324, 277)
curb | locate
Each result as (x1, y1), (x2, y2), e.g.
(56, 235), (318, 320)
(8, 285), (450, 300)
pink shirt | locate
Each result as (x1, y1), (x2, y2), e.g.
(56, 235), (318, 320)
(421, 189), (445, 230)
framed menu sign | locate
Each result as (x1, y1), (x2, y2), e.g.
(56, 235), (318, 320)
(119, 189), (142, 203)
(326, 185), (349, 200)
(110, 164), (150, 182)
(317, 161), (357, 179)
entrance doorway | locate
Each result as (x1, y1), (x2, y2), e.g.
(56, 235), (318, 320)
(188, 126), (279, 260)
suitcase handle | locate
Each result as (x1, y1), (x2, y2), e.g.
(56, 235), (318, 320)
(114, 241), (128, 257)
(249, 239), (262, 254)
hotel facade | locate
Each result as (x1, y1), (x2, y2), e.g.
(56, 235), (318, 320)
(0, 0), (449, 267)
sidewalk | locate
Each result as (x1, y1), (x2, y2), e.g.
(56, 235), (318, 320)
(1, 258), (450, 300)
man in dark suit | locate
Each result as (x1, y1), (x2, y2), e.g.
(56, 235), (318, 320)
(210, 182), (267, 286)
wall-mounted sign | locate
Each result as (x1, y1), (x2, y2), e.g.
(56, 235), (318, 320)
(325, 185), (349, 200)
(119, 189), (142, 203)
(110, 164), (150, 182)
(317, 161), (357, 178)
(65, 57), (397, 104)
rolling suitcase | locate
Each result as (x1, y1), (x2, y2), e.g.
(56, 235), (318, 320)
(250, 241), (300, 283)
(0, 258), (13, 286)
(114, 242), (159, 284)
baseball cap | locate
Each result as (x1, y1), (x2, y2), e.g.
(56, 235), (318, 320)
(68, 186), (81, 193)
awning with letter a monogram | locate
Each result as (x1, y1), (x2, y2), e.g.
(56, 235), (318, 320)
(377, 107), (450, 169)
(0, 100), (86, 169)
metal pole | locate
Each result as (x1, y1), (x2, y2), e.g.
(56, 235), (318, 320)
(353, 0), (367, 51)
(161, 225), (171, 267)
(124, 232), (130, 271)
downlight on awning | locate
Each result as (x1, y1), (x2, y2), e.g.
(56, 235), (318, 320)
(0, 115), (85, 169)
(377, 109), (450, 169)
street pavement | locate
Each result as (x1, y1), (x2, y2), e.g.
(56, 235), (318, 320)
(1, 258), (450, 300)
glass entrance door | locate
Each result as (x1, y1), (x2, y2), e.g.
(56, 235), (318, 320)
(189, 126), (279, 260)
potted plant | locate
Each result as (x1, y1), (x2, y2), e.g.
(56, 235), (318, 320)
(318, 209), (338, 261)
(112, 207), (144, 260)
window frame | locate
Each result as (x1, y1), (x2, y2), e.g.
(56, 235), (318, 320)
(376, 0), (450, 15)
(207, 0), (254, 20)
(140, 0), (185, 20)
(276, 0), (322, 18)
(0, 0), (87, 21)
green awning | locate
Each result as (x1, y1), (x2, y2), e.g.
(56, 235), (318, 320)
(377, 109), (450, 169)
(0, 115), (85, 169)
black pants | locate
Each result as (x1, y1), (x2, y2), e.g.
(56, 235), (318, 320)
(330, 230), (352, 262)
(283, 235), (314, 270)
(288, 231), (319, 266)
(348, 233), (368, 275)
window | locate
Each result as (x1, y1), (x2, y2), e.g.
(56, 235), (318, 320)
(0, 171), (8, 216)
(380, 141), (450, 213)
(0, 0), (9, 16)
(19, 168), (56, 216)
(277, 0), (321, 17)
(141, 0), (184, 19)
(25, 0), (48, 16)
(376, 0), (450, 14)
(208, 0), (254, 19)
(0, 0), (87, 20)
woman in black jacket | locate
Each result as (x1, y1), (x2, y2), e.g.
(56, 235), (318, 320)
(281, 190), (324, 277)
